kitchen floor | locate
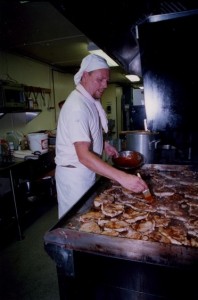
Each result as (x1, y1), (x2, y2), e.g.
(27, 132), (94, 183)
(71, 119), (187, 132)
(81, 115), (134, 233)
(0, 203), (60, 300)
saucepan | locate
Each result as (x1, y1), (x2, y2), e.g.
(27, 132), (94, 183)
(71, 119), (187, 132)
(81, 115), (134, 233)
(112, 150), (145, 170)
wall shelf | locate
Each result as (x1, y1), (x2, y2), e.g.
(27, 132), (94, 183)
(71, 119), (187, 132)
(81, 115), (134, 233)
(24, 110), (42, 123)
(0, 109), (42, 123)
(24, 85), (51, 95)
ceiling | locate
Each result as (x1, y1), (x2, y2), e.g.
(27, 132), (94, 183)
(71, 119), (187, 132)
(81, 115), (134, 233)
(0, 1), (132, 85)
(1, 1), (198, 87)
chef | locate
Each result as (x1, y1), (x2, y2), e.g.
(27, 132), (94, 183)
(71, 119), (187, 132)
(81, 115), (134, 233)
(55, 53), (147, 218)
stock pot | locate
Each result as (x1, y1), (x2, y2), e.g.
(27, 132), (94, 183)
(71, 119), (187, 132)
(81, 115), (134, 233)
(126, 130), (160, 163)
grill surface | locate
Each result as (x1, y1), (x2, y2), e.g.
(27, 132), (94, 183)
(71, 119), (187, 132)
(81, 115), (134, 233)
(44, 164), (198, 266)
(44, 164), (198, 300)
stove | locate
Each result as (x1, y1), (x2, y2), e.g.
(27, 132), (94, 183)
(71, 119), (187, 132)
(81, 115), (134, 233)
(44, 165), (198, 300)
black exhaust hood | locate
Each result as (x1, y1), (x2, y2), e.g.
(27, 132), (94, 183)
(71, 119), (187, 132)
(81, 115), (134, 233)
(50, 0), (155, 77)
(50, 0), (198, 77)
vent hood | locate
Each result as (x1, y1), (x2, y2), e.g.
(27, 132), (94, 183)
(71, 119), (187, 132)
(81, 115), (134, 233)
(51, 0), (198, 77)
(1, 1), (197, 87)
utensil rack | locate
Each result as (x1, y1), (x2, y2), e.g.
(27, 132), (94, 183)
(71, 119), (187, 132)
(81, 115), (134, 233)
(24, 85), (51, 95)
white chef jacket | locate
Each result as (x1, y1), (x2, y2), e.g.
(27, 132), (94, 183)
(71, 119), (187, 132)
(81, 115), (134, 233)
(55, 85), (104, 218)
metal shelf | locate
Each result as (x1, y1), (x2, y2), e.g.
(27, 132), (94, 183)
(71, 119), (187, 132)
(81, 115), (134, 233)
(0, 109), (42, 123)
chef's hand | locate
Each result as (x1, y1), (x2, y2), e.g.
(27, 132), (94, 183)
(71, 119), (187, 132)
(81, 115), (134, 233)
(119, 173), (148, 193)
(104, 141), (118, 157)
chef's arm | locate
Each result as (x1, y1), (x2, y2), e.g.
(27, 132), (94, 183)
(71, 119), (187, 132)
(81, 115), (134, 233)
(104, 140), (118, 157)
(74, 141), (147, 193)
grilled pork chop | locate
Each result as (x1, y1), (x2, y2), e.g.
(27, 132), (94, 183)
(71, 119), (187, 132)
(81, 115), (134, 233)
(77, 166), (198, 248)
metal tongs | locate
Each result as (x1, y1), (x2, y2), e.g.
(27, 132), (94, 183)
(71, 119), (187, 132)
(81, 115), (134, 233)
(137, 172), (153, 202)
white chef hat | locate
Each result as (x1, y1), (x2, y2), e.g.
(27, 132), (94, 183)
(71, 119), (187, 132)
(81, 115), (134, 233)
(74, 54), (109, 85)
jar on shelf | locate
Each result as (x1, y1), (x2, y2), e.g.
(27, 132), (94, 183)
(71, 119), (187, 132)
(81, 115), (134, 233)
(6, 131), (19, 150)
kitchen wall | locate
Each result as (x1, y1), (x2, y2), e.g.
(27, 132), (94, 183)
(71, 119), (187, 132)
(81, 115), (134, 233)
(0, 51), (122, 141)
(102, 85), (122, 140)
(0, 51), (73, 138)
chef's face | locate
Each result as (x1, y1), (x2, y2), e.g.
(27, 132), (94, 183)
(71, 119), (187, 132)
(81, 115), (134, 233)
(82, 69), (110, 99)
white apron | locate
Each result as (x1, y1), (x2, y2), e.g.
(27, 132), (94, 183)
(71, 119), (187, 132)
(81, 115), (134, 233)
(55, 165), (96, 218)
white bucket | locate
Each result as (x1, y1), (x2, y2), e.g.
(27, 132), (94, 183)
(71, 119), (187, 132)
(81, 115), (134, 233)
(28, 133), (48, 153)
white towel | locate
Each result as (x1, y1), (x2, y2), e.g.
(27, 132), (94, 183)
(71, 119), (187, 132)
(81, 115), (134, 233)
(76, 84), (108, 133)
(94, 100), (108, 133)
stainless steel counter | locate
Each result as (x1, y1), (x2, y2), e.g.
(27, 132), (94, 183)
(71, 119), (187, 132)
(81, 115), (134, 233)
(0, 149), (56, 242)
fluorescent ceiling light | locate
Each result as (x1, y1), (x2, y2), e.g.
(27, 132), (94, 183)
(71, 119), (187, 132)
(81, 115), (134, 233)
(88, 42), (118, 67)
(125, 74), (140, 82)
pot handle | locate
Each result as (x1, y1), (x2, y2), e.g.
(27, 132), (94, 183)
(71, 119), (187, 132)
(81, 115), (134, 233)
(154, 139), (161, 149)
(149, 139), (161, 150)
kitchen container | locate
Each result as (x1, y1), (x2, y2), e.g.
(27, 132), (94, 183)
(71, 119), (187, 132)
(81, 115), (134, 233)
(126, 130), (160, 163)
(27, 133), (48, 153)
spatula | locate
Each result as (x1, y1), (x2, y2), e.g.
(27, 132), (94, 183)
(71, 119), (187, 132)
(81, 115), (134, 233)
(137, 172), (153, 202)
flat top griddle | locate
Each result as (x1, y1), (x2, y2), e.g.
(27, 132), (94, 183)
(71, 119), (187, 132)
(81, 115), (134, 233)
(44, 164), (198, 267)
